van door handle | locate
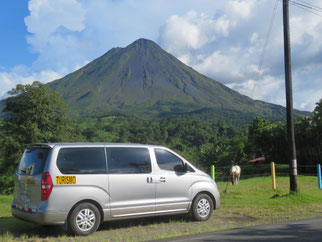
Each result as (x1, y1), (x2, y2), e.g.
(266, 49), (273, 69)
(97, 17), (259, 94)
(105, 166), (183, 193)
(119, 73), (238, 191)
(146, 177), (153, 183)
(159, 177), (166, 183)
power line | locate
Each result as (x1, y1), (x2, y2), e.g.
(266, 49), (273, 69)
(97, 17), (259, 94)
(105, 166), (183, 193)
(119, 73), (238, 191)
(250, 0), (279, 99)
(296, 0), (322, 11)
(293, 2), (318, 10)
(281, 0), (322, 11)
(291, 2), (322, 17)
(279, 0), (322, 14)
(284, 0), (322, 17)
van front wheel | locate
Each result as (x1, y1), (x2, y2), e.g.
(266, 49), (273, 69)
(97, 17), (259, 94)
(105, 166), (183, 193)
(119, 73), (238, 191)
(191, 193), (213, 221)
(67, 202), (101, 236)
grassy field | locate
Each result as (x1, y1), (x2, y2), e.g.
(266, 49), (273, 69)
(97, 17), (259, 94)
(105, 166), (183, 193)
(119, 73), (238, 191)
(1, 175), (322, 241)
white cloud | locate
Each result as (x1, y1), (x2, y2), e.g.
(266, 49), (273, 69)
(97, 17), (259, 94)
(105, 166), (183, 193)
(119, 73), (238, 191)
(289, 14), (322, 49)
(194, 50), (244, 81)
(159, 11), (230, 56)
(250, 32), (259, 43)
(73, 60), (90, 71)
(227, 75), (285, 105)
(0, 68), (62, 99)
(178, 54), (192, 65)
(1, 75), (12, 85)
(162, 12), (205, 51)
(296, 89), (322, 112)
(25, 0), (86, 52)
(158, 0), (322, 111)
(227, 0), (256, 19)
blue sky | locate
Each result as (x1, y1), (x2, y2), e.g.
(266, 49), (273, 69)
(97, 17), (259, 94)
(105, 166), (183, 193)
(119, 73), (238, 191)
(0, 0), (36, 68)
(0, 0), (321, 111)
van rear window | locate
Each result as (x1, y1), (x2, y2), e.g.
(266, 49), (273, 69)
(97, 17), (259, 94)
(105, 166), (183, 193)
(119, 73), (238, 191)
(18, 148), (50, 175)
(57, 148), (106, 174)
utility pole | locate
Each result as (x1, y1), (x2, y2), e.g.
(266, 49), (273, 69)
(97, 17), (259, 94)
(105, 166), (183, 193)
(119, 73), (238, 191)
(283, 0), (298, 193)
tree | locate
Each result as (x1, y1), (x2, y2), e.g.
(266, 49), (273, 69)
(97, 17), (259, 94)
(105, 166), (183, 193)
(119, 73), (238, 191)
(313, 99), (322, 121)
(0, 82), (77, 174)
(311, 99), (322, 165)
(248, 117), (288, 163)
(247, 99), (322, 171)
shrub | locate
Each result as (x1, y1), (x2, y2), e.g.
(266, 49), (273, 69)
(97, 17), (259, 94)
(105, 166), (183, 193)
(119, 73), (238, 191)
(0, 175), (14, 195)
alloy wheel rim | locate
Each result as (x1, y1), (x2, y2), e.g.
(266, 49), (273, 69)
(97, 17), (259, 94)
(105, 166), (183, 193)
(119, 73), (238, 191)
(197, 198), (210, 218)
(76, 208), (96, 232)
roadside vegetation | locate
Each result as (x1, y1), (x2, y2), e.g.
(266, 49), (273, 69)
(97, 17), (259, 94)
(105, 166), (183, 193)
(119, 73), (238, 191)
(0, 83), (321, 186)
(1, 176), (321, 241)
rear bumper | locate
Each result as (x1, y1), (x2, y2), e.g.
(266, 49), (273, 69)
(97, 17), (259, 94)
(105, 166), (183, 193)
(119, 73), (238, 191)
(11, 206), (67, 225)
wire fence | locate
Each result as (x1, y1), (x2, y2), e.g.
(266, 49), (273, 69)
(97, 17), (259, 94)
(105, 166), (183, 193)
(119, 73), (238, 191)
(212, 163), (320, 183)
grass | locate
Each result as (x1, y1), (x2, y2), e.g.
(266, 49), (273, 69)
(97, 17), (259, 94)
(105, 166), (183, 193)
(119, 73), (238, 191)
(217, 176), (322, 222)
(1, 175), (322, 241)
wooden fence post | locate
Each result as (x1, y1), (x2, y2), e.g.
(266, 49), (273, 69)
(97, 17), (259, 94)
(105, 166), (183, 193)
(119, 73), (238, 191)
(271, 162), (276, 190)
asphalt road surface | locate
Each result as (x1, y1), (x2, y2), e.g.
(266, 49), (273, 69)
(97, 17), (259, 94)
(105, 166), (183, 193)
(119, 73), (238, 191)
(153, 216), (322, 241)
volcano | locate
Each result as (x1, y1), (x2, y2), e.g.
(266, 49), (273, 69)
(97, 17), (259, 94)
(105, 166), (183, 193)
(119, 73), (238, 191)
(48, 38), (302, 121)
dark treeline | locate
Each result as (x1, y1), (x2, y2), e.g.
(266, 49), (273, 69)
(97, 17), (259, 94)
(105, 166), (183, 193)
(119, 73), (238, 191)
(75, 99), (322, 173)
(75, 115), (246, 171)
(0, 83), (321, 192)
(248, 99), (322, 173)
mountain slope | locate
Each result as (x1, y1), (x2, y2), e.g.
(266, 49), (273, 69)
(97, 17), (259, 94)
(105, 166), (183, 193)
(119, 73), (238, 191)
(48, 38), (305, 120)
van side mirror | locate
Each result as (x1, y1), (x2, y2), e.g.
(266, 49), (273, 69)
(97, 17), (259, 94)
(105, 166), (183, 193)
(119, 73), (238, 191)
(184, 163), (195, 172)
(174, 163), (193, 173)
(174, 164), (186, 173)
(184, 163), (189, 172)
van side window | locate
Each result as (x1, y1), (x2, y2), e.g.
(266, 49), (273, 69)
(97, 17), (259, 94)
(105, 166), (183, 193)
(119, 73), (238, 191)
(155, 149), (184, 172)
(57, 148), (106, 174)
(106, 148), (151, 174)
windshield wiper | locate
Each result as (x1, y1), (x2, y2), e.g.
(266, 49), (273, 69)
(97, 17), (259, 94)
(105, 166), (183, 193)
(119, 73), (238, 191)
(18, 169), (27, 174)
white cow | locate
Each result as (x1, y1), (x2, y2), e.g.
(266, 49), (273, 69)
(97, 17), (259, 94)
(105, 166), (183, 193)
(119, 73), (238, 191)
(230, 165), (241, 185)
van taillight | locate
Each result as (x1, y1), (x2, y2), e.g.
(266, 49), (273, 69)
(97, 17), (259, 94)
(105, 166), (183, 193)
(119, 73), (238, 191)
(41, 172), (53, 201)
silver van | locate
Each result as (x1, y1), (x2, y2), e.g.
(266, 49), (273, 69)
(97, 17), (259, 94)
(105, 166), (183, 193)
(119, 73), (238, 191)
(12, 143), (221, 236)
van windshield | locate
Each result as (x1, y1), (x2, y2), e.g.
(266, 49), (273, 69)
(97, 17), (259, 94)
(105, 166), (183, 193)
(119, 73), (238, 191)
(18, 148), (50, 175)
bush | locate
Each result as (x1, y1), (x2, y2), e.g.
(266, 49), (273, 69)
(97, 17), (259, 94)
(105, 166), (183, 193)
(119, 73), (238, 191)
(0, 175), (14, 195)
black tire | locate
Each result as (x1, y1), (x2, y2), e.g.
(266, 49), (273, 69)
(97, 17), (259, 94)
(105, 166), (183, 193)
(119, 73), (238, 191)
(67, 202), (101, 236)
(191, 193), (213, 221)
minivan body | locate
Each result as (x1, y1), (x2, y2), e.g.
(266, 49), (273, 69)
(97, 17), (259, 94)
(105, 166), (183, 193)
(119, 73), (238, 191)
(12, 143), (220, 235)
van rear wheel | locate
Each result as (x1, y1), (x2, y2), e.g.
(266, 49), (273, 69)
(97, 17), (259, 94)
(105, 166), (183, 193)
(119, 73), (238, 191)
(67, 202), (101, 236)
(191, 193), (213, 221)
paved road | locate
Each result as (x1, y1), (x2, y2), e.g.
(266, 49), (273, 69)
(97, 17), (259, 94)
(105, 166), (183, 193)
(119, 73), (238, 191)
(153, 216), (322, 241)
